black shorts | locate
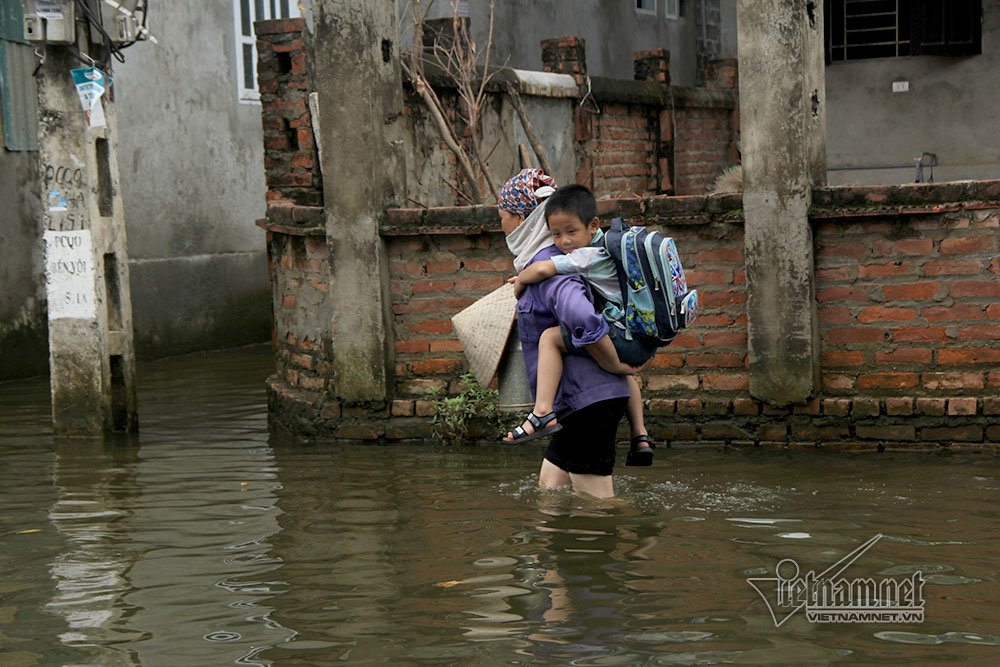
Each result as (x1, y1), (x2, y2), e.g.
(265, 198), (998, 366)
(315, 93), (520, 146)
(544, 397), (629, 477)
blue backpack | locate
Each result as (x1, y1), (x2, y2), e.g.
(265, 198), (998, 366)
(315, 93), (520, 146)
(601, 217), (698, 347)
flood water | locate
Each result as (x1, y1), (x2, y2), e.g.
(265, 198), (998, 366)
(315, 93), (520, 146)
(1, 345), (998, 666)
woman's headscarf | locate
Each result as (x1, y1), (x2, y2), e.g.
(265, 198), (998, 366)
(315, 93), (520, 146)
(499, 169), (557, 271)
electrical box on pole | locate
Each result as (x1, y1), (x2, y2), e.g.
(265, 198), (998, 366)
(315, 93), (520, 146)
(22, 0), (76, 44)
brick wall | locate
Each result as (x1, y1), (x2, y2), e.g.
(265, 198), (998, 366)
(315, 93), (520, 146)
(255, 19), (322, 207)
(588, 102), (660, 196)
(263, 183), (999, 447)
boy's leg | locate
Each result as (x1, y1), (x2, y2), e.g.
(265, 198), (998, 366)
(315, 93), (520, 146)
(504, 326), (566, 440)
(626, 375), (646, 438)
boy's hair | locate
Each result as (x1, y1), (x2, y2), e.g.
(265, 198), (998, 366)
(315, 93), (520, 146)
(544, 184), (598, 226)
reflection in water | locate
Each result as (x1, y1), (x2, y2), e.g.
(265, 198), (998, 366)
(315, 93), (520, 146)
(0, 345), (999, 666)
(46, 439), (144, 666)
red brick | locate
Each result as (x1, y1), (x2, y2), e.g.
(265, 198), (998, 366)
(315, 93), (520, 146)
(411, 358), (462, 375)
(669, 332), (702, 348)
(947, 398), (978, 416)
(685, 268), (731, 285)
(462, 258), (516, 272)
(702, 373), (749, 391)
(698, 290), (747, 307)
(922, 304), (983, 322)
(957, 324), (1000, 340)
(939, 348), (1000, 365)
(922, 259), (982, 276)
(411, 279), (456, 293)
(703, 399), (731, 415)
(985, 426), (1000, 442)
(892, 326), (948, 343)
(414, 400), (437, 417)
(885, 398), (914, 415)
(647, 374), (699, 391)
(676, 399), (703, 415)
(939, 236), (995, 255)
(649, 354), (683, 369)
(454, 277), (505, 292)
(758, 423), (788, 442)
(858, 261), (915, 279)
(656, 423), (698, 441)
(429, 339), (464, 353)
(989, 304), (1000, 319)
(852, 398), (881, 416)
(701, 422), (750, 440)
(281, 294), (297, 309)
(874, 348), (933, 365)
(882, 282), (941, 301)
(820, 243), (869, 260)
(915, 398), (946, 416)
(985, 398), (1000, 415)
(922, 426), (982, 442)
(922, 372), (984, 390)
(816, 266), (853, 282)
(990, 371), (1000, 388)
(856, 425), (916, 441)
(825, 327), (887, 344)
(733, 398), (760, 415)
(693, 248), (742, 264)
(823, 350), (866, 367)
(822, 374), (856, 391)
(792, 399), (822, 415)
(857, 373), (919, 390)
(702, 332), (747, 348)
(290, 352), (314, 370)
(857, 306), (917, 323)
(687, 353), (745, 368)
(395, 339), (430, 354)
(819, 307), (854, 324)
(426, 256), (461, 274)
(391, 400), (415, 417)
(822, 398), (852, 416)
(398, 378), (447, 395)
(872, 238), (934, 256)
(792, 424), (851, 440)
(949, 281), (1000, 299)
(408, 319), (453, 335)
(647, 399), (676, 415)
(817, 286), (871, 303)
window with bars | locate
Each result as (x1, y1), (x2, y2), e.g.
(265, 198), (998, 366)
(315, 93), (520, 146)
(234, 0), (301, 102)
(635, 0), (680, 18)
(825, 0), (981, 62)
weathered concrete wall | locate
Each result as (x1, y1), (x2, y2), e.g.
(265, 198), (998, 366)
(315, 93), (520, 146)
(264, 181), (1000, 448)
(0, 149), (47, 379)
(825, 2), (1000, 185)
(425, 0), (703, 85)
(113, 3), (271, 358)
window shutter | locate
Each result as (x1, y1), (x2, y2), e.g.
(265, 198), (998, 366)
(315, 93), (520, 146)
(911, 0), (982, 56)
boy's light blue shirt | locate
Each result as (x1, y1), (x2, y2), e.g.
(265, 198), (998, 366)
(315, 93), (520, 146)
(549, 229), (622, 308)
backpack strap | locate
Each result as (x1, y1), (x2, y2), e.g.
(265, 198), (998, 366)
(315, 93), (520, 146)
(604, 217), (629, 305)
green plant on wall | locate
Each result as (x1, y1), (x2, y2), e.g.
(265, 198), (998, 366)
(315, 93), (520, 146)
(432, 372), (503, 444)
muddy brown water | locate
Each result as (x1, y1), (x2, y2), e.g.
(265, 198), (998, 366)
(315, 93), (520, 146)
(1, 345), (998, 666)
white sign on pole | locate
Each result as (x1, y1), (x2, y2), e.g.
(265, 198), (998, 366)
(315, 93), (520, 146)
(44, 230), (97, 320)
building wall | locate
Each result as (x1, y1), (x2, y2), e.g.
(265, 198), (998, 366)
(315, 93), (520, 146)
(825, 2), (1000, 185)
(438, 0), (704, 85)
(98, 3), (272, 358)
(0, 149), (47, 379)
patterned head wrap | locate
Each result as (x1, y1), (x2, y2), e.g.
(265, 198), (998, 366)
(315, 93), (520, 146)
(497, 168), (556, 216)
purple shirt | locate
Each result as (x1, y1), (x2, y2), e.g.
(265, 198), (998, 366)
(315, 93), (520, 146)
(516, 245), (630, 416)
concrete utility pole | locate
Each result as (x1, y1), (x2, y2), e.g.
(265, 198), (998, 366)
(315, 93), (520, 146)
(312, 0), (405, 403)
(27, 0), (141, 434)
(736, 0), (826, 405)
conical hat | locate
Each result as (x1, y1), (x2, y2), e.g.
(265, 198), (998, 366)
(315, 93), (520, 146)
(451, 283), (517, 388)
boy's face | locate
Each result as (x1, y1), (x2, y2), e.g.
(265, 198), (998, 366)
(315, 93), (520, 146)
(547, 211), (600, 254)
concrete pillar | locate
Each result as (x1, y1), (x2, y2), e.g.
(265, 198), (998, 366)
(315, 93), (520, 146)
(312, 1), (404, 402)
(37, 43), (138, 435)
(736, 0), (825, 405)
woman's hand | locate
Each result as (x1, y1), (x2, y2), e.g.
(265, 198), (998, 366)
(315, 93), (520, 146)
(507, 275), (526, 298)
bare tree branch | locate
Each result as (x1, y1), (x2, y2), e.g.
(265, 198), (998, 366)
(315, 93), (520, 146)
(504, 80), (554, 177)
